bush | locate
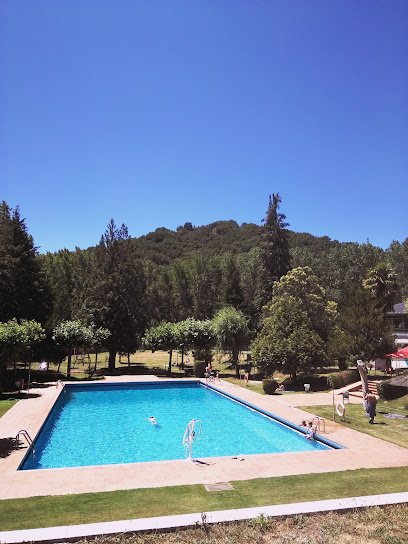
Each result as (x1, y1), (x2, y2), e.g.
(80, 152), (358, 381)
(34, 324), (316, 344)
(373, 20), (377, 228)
(262, 379), (278, 395)
(327, 369), (359, 389)
(377, 379), (408, 400)
(337, 359), (349, 371)
(193, 361), (206, 378)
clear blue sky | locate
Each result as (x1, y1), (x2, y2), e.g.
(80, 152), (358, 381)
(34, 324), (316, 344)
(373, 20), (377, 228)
(1, 1), (407, 254)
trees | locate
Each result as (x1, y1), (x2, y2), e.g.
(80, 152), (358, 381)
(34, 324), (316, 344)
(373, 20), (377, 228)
(143, 321), (181, 376)
(0, 201), (48, 323)
(257, 193), (291, 310)
(386, 238), (408, 299)
(53, 320), (88, 378)
(251, 297), (327, 382)
(86, 220), (147, 371)
(212, 307), (249, 376)
(179, 317), (215, 365)
(363, 262), (399, 312)
(251, 267), (336, 382)
(0, 319), (45, 390)
(188, 254), (222, 320)
(220, 253), (244, 310)
(328, 289), (396, 365)
(271, 266), (337, 341)
(52, 320), (110, 377)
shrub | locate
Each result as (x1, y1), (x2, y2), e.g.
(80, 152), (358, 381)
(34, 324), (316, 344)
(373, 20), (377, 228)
(193, 361), (206, 378)
(327, 369), (359, 389)
(262, 379), (278, 395)
(377, 379), (408, 400)
(337, 359), (349, 371)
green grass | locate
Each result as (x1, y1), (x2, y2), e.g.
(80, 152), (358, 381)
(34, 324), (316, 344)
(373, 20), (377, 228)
(0, 467), (407, 531)
(300, 394), (408, 449)
(0, 398), (18, 417)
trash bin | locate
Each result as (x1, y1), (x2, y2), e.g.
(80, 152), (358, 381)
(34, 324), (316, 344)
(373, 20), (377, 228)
(304, 383), (310, 392)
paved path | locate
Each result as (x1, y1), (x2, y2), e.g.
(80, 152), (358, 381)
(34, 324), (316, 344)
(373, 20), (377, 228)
(0, 376), (407, 500)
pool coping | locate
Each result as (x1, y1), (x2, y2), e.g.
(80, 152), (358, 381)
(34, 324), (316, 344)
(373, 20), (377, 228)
(1, 491), (407, 544)
(1, 375), (407, 501)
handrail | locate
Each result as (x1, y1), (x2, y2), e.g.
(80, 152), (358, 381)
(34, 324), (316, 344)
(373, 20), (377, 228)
(15, 429), (35, 458)
(310, 416), (326, 433)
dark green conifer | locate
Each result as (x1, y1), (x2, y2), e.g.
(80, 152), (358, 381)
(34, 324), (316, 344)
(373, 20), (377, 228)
(257, 193), (291, 309)
(0, 201), (47, 323)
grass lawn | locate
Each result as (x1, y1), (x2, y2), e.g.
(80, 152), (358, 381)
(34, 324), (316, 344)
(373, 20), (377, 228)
(0, 398), (18, 418)
(0, 467), (407, 531)
(301, 394), (408, 449)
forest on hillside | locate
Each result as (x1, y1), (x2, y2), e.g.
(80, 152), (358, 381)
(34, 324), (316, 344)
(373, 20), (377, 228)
(0, 196), (407, 386)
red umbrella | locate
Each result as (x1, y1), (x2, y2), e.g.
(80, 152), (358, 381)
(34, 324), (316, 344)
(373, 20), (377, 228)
(386, 346), (408, 358)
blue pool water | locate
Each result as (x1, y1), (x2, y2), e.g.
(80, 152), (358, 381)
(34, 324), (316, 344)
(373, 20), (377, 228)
(21, 382), (333, 470)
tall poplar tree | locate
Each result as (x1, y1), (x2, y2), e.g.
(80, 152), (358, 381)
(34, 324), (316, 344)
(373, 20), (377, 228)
(258, 193), (291, 310)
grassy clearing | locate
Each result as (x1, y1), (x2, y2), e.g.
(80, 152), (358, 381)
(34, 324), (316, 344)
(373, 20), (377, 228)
(72, 504), (408, 544)
(0, 467), (407, 531)
(301, 395), (408, 449)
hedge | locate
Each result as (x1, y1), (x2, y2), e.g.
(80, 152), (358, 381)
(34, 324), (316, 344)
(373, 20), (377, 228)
(327, 369), (359, 389)
(377, 379), (408, 400)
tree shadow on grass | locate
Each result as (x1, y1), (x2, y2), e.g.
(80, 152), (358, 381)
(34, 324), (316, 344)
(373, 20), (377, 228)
(0, 392), (41, 400)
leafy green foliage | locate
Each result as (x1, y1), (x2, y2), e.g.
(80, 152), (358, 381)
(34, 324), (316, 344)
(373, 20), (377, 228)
(252, 268), (335, 381)
(53, 320), (108, 376)
(0, 319), (45, 389)
(212, 307), (249, 375)
(143, 321), (181, 375)
(262, 379), (278, 394)
(328, 289), (396, 364)
(363, 262), (399, 312)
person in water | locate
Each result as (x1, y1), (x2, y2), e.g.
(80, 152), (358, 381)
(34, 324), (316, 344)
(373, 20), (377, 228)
(306, 422), (315, 440)
(149, 416), (157, 425)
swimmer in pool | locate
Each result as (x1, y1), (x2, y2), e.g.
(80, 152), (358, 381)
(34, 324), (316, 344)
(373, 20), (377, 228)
(149, 416), (157, 425)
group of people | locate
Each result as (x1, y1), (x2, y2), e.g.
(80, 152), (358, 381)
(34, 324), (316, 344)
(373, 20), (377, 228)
(300, 419), (316, 440)
(205, 363), (219, 382)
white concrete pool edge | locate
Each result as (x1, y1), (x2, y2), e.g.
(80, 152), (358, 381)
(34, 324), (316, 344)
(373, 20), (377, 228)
(1, 492), (407, 544)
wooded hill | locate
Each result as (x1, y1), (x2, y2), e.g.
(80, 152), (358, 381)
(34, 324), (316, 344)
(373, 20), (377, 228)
(130, 220), (339, 265)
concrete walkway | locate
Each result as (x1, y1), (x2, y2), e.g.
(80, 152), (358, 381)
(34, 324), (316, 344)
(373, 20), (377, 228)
(0, 377), (407, 501)
(1, 492), (407, 544)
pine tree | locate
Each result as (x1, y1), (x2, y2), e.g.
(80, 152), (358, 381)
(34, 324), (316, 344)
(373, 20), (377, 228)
(0, 201), (47, 323)
(86, 219), (147, 370)
(257, 193), (291, 310)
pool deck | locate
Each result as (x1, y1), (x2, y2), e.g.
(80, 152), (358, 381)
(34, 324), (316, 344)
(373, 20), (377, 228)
(0, 376), (407, 500)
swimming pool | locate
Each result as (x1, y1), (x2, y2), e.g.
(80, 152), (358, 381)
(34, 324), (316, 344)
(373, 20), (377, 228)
(20, 382), (340, 470)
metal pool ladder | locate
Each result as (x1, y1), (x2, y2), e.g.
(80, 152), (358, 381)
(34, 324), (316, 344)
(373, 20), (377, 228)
(310, 416), (326, 433)
(15, 429), (35, 458)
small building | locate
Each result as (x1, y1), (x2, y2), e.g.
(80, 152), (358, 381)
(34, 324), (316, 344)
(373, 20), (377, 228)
(386, 302), (408, 346)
